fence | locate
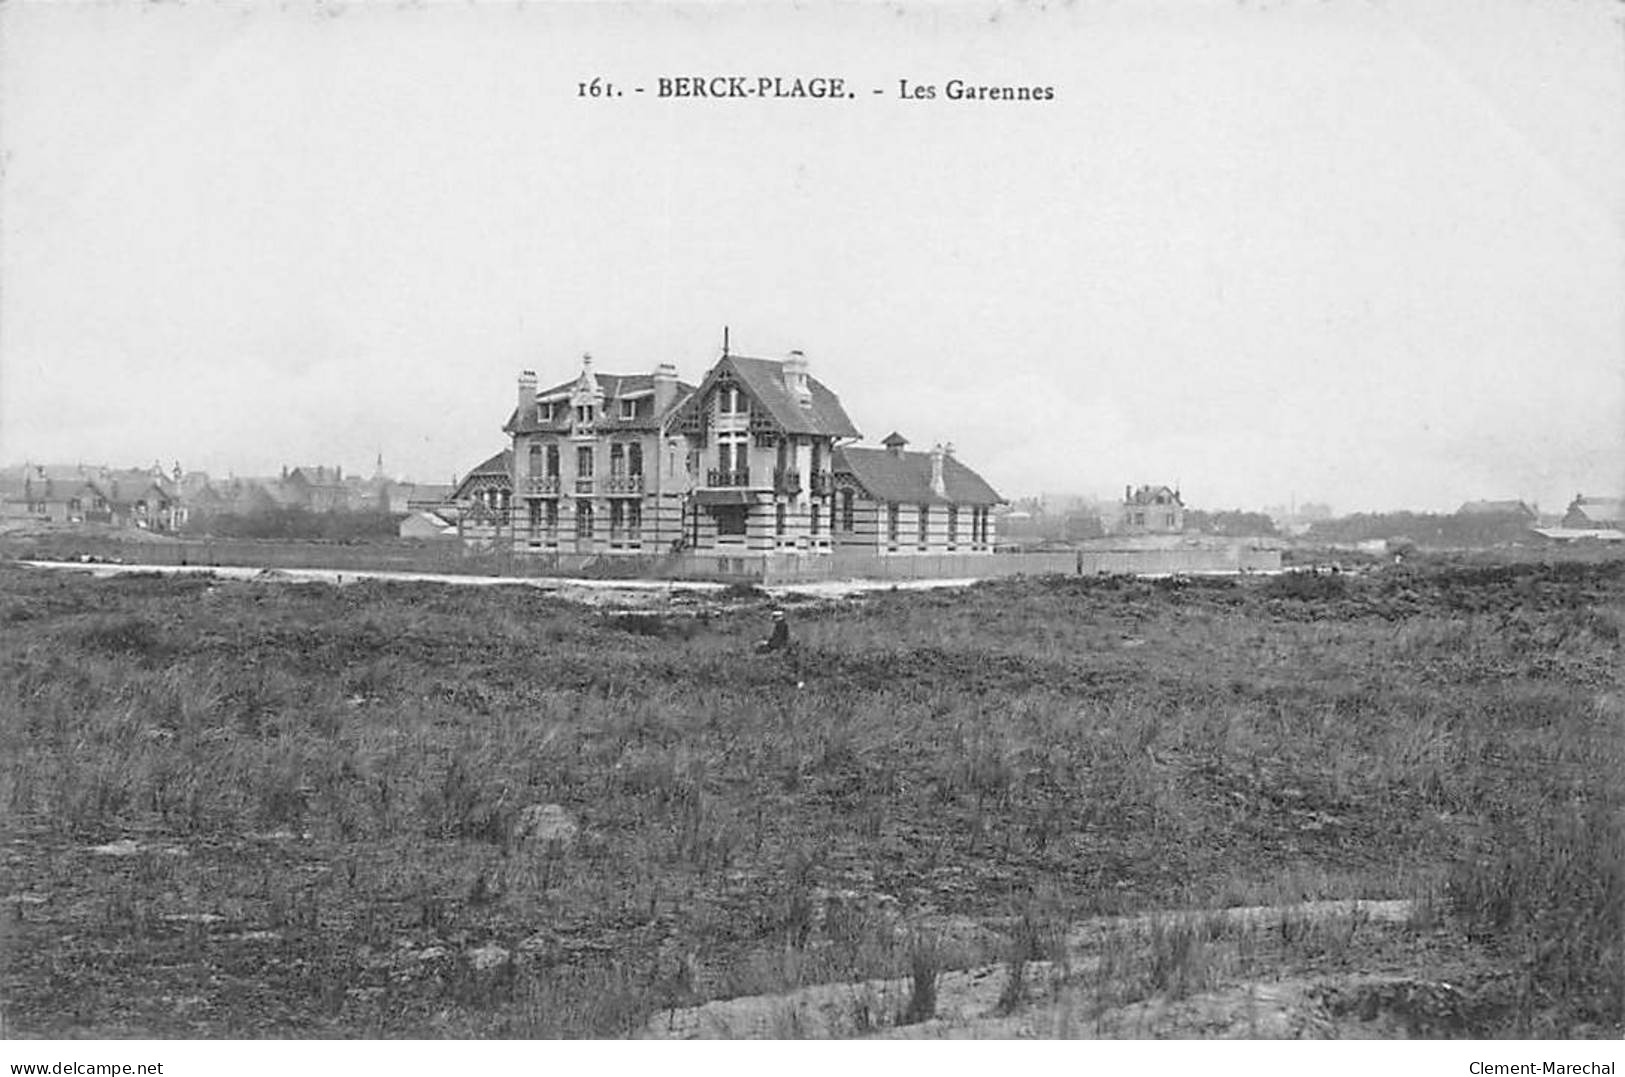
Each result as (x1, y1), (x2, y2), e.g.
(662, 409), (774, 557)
(4, 533), (1281, 584)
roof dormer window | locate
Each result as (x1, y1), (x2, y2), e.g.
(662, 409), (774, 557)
(620, 399), (637, 420)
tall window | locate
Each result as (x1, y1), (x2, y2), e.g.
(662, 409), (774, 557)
(842, 490), (855, 532)
(887, 502), (899, 543)
(811, 498), (820, 535)
(776, 503), (787, 536)
(575, 500), (593, 538)
(546, 445), (559, 477)
(528, 443), (543, 472)
(609, 500), (625, 533)
(948, 505), (958, 545)
(627, 501), (642, 537)
(610, 443), (625, 476)
(529, 500), (544, 532)
(545, 501), (558, 533)
(918, 504), (930, 545)
(717, 432), (747, 481)
(718, 385), (744, 414)
(628, 444), (643, 477)
(577, 446), (594, 478)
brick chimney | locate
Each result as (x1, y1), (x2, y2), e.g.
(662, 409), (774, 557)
(518, 369), (537, 419)
(929, 443), (947, 498)
(783, 350), (812, 406)
(653, 362), (679, 415)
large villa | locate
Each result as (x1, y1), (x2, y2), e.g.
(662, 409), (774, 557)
(453, 345), (1004, 567)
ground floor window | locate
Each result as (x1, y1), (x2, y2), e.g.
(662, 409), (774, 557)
(576, 500), (593, 539)
(714, 505), (747, 537)
(948, 505), (958, 545)
(811, 498), (820, 535)
(886, 502), (899, 543)
(776, 502), (787, 536)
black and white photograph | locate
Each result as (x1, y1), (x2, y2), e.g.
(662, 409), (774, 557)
(0, 0), (1621, 1067)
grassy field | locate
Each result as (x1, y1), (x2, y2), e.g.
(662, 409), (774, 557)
(1, 555), (1620, 1038)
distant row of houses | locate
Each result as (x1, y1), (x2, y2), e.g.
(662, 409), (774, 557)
(0, 461), (454, 532)
(1454, 496), (1624, 533)
(436, 347), (1007, 558)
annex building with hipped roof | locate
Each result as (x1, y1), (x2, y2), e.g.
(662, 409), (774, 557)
(832, 434), (1002, 553)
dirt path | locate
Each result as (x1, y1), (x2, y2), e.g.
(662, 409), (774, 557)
(642, 899), (1457, 1039)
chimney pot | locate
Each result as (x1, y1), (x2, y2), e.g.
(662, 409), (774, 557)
(518, 369), (538, 418)
(784, 350), (812, 404)
(653, 361), (679, 415)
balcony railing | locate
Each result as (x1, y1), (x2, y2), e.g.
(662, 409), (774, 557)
(525, 475), (561, 496)
(605, 474), (645, 495)
(706, 468), (752, 488)
(809, 471), (835, 497)
(574, 478), (595, 495)
(773, 468), (802, 496)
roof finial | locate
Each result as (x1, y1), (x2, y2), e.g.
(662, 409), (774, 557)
(722, 325), (730, 357)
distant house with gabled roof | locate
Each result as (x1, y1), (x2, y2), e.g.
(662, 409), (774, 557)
(1116, 484), (1185, 535)
(282, 465), (354, 512)
(1562, 494), (1624, 531)
(832, 433), (1004, 553)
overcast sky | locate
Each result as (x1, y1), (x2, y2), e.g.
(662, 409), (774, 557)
(2, 0), (1621, 513)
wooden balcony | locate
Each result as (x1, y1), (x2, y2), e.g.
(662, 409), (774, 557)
(809, 471), (834, 497)
(706, 468), (753, 488)
(525, 475), (561, 496)
(605, 474), (645, 496)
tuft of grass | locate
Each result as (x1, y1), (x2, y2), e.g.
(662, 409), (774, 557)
(900, 933), (941, 1025)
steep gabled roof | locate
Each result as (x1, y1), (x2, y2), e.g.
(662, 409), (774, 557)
(724, 355), (862, 438)
(466, 449), (512, 478)
(1125, 485), (1182, 507)
(834, 446), (1003, 507)
(674, 354), (861, 439)
(452, 450), (513, 500)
